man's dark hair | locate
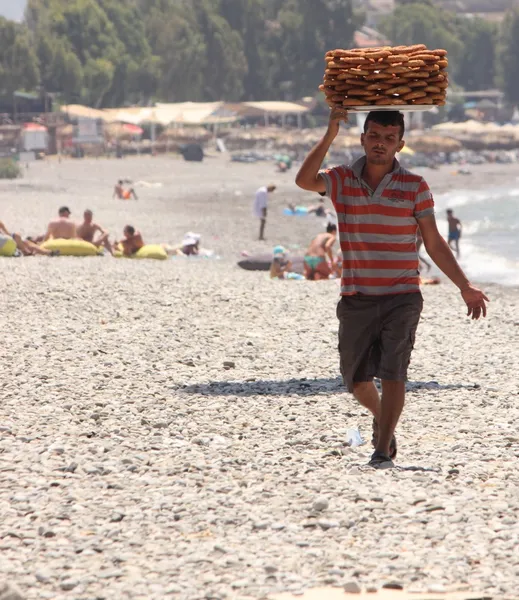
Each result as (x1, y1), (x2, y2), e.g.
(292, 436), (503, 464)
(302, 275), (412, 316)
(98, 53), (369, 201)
(327, 223), (337, 234)
(125, 225), (135, 235)
(59, 206), (71, 216)
(364, 111), (405, 139)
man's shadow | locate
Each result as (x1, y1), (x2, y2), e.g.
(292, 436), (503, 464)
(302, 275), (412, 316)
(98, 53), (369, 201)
(181, 377), (480, 397)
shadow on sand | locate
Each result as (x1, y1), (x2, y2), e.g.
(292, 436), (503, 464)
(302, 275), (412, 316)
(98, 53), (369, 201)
(180, 377), (480, 397)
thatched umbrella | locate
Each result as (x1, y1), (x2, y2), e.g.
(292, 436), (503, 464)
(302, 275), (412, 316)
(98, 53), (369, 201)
(409, 135), (463, 153)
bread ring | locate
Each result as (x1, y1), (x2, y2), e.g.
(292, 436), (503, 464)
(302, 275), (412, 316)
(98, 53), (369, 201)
(436, 81), (449, 89)
(437, 59), (449, 68)
(365, 82), (396, 91)
(407, 60), (426, 68)
(365, 72), (394, 81)
(409, 53), (439, 61)
(391, 44), (426, 54)
(338, 57), (371, 65)
(347, 88), (374, 97)
(434, 99), (446, 105)
(384, 65), (411, 74)
(327, 50), (363, 58)
(408, 80), (428, 88)
(386, 54), (410, 63)
(348, 68), (370, 76)
(375, 97), (406, 105)
(428, 74), (446, 83)
(364, 50), (392, 60)
(429, 49), (448, 57)
(412, 97), (434, 105)
(384, 85), (412, 95)
(402, 70), (431, 78)
(424, 85), (442, 93)
(331, 95), (345, 102)
(342, 98), (367, 106)
(364, 94), (385, 102)
(402, 90), (427, 101)
(325, 69), (341, 76)
(428, 94), (447, 101)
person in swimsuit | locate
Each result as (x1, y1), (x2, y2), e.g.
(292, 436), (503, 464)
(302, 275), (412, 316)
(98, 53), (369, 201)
(446, 209), (462, 257)
(304, 223), (337, 280)
(44, 206), (78, 241)
(0, 220), (55, 256)
(77, 209), (113, 255)
(270, 245), (292, 279)
(113, 180), (138, 200)
(115, 225), (144, 256)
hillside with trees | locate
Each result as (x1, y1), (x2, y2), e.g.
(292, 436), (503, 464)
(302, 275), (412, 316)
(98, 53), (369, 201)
(0, 0), (519, 108)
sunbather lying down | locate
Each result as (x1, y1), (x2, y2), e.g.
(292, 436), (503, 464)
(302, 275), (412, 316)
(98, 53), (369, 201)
(0, 220), (56, 256)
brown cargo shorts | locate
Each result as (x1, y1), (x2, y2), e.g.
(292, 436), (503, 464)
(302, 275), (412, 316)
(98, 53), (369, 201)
(336, 292), (423, 392)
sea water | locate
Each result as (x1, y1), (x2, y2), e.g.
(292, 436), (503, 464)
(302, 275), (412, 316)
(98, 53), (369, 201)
(430, 184), (519, 286)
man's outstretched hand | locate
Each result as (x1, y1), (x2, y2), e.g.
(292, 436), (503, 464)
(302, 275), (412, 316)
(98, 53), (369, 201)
(461, 285), (489, 320)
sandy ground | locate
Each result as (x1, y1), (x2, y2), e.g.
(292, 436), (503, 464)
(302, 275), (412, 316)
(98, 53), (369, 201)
(1, 155), (519, 600)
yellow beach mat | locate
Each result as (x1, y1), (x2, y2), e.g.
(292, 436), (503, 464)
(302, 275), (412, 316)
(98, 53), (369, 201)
(41, 239), (103, 256)
(114, 244), (168, 260)
(271, 588), (490, 600)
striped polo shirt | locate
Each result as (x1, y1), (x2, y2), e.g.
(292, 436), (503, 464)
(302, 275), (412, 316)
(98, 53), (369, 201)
(321, 157), (435, 296)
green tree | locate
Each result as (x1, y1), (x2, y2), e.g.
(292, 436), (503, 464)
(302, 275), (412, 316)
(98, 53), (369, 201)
(457, 18), (497, 91)
(498, 7), (519, 103)
(84, 57), (115, 107)
(0, 17), (39, 96)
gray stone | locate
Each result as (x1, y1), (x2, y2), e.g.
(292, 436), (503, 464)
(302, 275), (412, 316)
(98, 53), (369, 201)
(344, 581), (362, 594)
(0, 582), (25, 600)
(312, 497), (329, 512)
(60, 580), (79, 591)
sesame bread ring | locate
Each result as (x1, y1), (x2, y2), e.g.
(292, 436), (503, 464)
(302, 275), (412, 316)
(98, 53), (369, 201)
(347, 88), (375, 96)
(364, 50), (392, 60)
(409, 53), (440, 61)
(402, 90), (427, 101)
(348, 68), (371, 76)
(327, 50), (364, 58)
(375, 97), (406, 105)
(331, 95), (346, 102)
(325, 69), (341, 76)
(429, 49), (448, 57)
(407, 59), (427, 68)
(338, 57), (371, 65)
(365, 94), (385, 102)
(342, 98), (367, 106)
(365, 72), (394, 80)
(412, 97), (434, 104)
(384, 85), (412, 95)
(436, 81), (449, 89)
(424, 85), (442, 93)
(391, 44), (427, 54)
(408, 80), (428, 88)
(365, 82), (396, 91)
(384, 65), (411, 74)
(437, 59), (449, 68)
(402, 70), (431, 78)
(428, 74), (446, 83)
(385, 54), (410, 63)
(428, 93), (447, 101)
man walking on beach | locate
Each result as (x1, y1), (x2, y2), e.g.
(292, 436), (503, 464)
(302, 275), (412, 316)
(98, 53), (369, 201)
(296, 108), (488, 469)
(253, 184), (276, 241)
(446, 209), (462, 257)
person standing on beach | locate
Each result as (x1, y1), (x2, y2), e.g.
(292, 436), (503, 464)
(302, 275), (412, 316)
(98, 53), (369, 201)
(446, 209), (462, 257)
(253, 185), (276, 241)
(295, 108), (488, 469)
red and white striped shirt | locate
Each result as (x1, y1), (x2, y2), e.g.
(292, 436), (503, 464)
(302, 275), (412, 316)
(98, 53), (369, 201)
(321, 157), (435, 296)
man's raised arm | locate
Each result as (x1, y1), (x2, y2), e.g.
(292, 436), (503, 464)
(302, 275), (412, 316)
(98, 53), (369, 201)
(295, 107), (348, 193)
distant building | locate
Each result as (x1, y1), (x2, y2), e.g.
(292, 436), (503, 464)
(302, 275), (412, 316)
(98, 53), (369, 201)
(353, 26), (392, 49)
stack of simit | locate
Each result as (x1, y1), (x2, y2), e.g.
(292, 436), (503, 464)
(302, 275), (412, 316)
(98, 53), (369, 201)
(319, 44), (448, 108)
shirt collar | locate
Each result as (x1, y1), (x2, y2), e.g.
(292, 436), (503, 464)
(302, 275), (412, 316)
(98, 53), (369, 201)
(351, 156), (401, 180)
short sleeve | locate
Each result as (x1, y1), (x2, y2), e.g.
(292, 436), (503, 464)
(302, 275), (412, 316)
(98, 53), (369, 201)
(414, 179), (435, 219)
(319, 166), (343, 205)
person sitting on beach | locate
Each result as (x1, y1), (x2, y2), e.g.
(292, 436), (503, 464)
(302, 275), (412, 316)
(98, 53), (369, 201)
(77, 209), (113, 255)
(304, 223), (337, 280)
(307, 197), (329, 217)
(0, 220), (55, 256)
(181, 232), (201, 256)
(447, 209), (462, 257)
(113, 180), (138, 201)
(44, 206), (77, 241)
(270, 245), (292, 279)
(115, 225), (144, 256)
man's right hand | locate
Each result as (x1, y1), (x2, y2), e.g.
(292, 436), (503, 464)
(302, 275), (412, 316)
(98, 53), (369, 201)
(327, 106), (349, 138)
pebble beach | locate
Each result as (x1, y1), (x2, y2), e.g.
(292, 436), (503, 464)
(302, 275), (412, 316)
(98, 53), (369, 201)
(1, 155), (519, 600)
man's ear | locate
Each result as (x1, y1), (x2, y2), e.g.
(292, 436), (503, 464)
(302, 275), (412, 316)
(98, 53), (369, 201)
(360, 133), (365, 147)
(398, 139), (405, 152)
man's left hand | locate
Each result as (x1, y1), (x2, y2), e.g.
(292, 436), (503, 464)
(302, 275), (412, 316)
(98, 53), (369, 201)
(461, 285), (489, 320)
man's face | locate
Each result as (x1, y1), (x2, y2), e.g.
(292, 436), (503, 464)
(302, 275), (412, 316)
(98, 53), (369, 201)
(361, 122), (405, 166)
(84, 212), (93, 224)
(123, 227), (131, 238)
